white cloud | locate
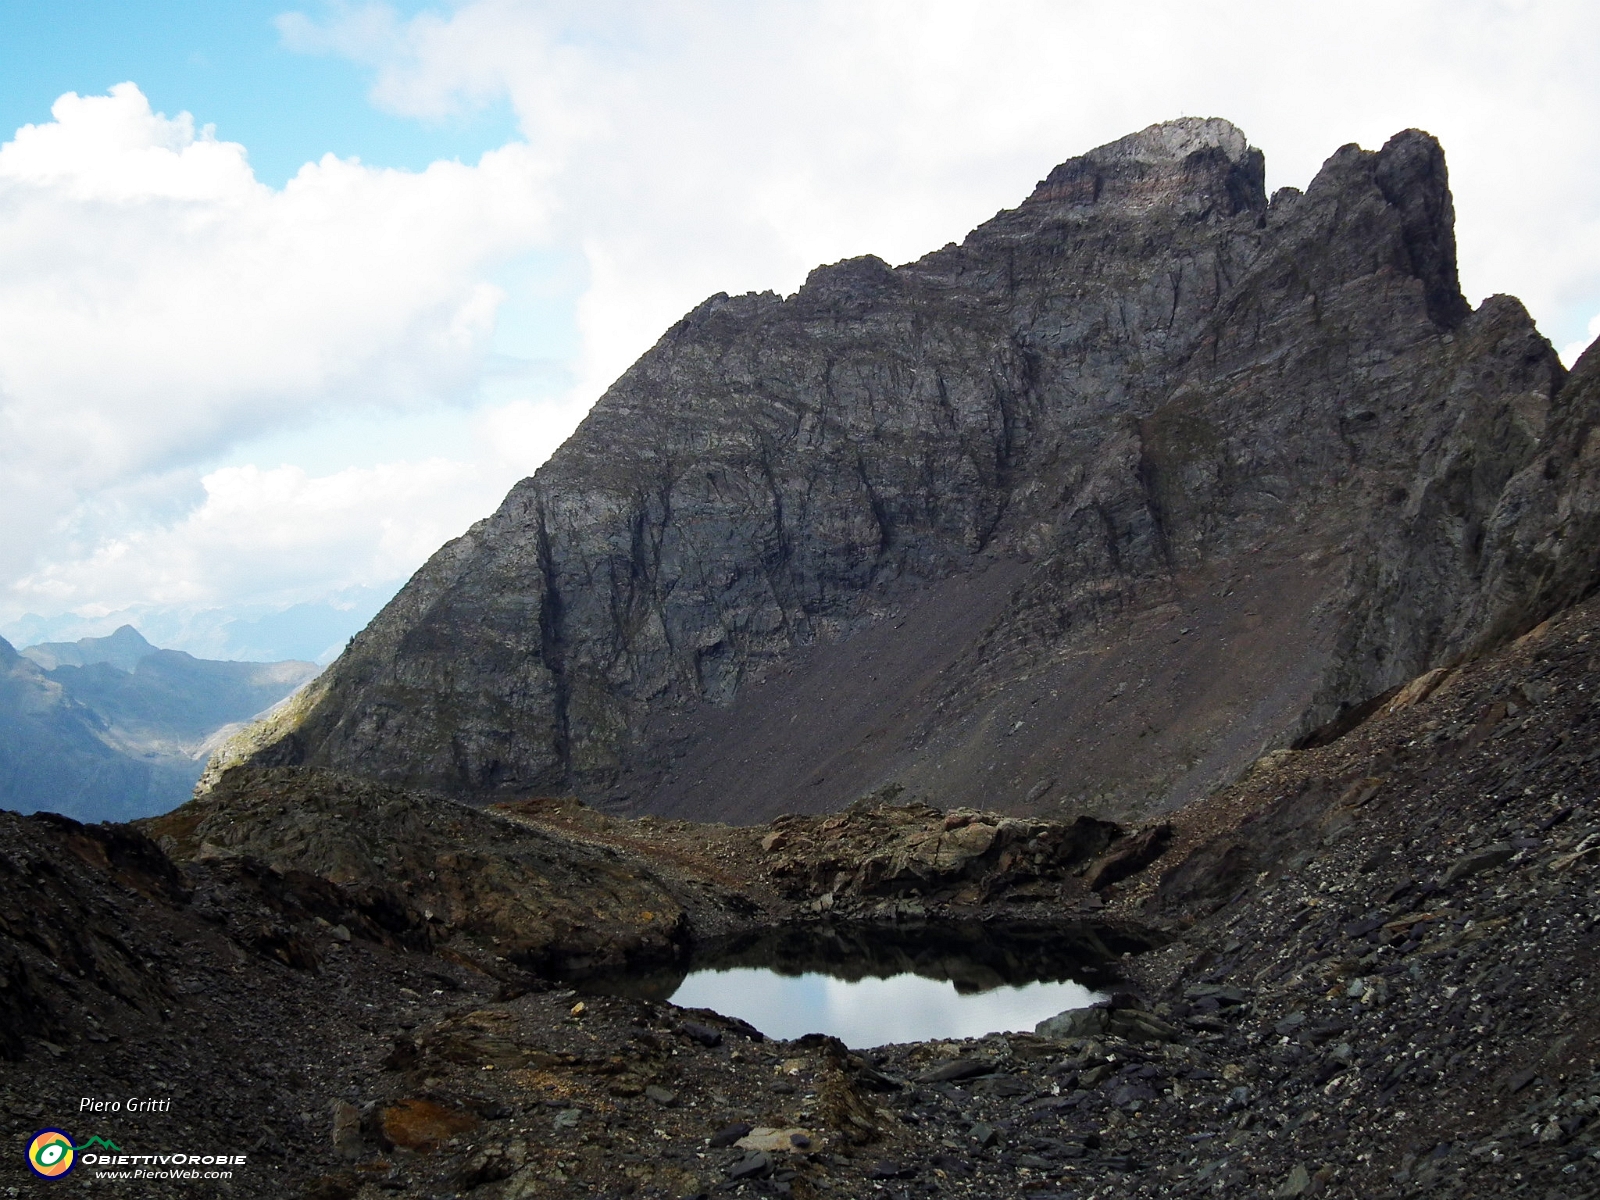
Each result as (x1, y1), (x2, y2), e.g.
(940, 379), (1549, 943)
(0, 81), (551, 616)
(13, 458), (506, 614)
(1562, 313), (1600, 368)
(0, 82), (250, 201)
(3, 389), (591, 651)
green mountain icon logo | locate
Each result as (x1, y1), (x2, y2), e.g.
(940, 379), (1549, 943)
(72, 1136), (122, 1152)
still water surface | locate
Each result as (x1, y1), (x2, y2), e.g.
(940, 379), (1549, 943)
(580, 920), (1130, 1048)
(668, 966), (1101, 1047)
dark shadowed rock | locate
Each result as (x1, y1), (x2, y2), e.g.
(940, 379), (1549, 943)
(1085, 823), (1173, 890)
(679, 1022), (723, 1048)
(1443, 843), (1516, 885)
(727, 1150), (771, 1179)
(709, 1122), (753, 1148)
(145, 766), (701, 976)
(917, 1058), (994, 1083)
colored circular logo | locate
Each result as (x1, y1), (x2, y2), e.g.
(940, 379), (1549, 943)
(28, 1129), (76, 1178)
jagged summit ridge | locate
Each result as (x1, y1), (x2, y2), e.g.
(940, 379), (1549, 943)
(1104, 116), (1252, 163)
(1025, 116), (1263, 214)
(235, 119), (1600, 824)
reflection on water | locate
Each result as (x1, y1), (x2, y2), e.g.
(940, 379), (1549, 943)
(577, 919), (1140, 1048)
(669, 966), (1102, 1047)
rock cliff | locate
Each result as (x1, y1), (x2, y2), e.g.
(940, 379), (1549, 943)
(244, 118), (1600, 822)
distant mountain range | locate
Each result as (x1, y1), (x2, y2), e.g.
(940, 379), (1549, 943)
(0, 626), (318, 822)
(22, 624), (170, 671)
(2, 585), (398, 665)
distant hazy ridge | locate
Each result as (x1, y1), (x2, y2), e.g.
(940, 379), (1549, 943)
(0, 625), (317, 822)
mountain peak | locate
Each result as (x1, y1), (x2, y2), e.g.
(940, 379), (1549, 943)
(1091, 116), (1252, 165)
(236, 121), (1596, 827)
(22, 623), (157, 672)
(1026, 115), (1264, 215)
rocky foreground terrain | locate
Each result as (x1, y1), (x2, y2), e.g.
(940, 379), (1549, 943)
(3, 588), (1597, 1198)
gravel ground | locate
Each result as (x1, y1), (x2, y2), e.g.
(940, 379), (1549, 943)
(3, 598), (1598, 1199)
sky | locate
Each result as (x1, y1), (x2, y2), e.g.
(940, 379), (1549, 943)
(0, 1), (1596, 663)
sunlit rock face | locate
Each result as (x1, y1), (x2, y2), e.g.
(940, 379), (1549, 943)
(246, 118), (1600, 823)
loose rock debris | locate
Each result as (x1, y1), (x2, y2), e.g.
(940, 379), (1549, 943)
(2, 596), (1600, 1197)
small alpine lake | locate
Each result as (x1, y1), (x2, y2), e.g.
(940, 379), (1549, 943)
(577, 919), (1149, 1048)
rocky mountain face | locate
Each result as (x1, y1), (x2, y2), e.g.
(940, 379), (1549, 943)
(241, 117), (1600, 825)
(0, 626), (318, 822)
